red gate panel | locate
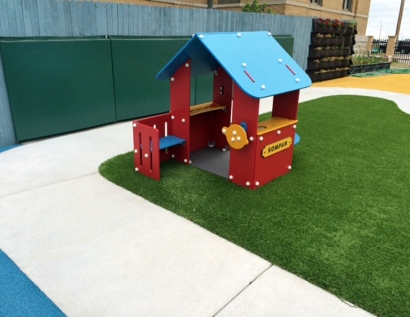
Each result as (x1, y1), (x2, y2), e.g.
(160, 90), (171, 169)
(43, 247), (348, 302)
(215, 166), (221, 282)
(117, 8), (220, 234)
(133, 121), (161, 181)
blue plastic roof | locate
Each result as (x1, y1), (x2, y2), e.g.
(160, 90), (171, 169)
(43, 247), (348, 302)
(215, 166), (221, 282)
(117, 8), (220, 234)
(157, 31), (311, 99)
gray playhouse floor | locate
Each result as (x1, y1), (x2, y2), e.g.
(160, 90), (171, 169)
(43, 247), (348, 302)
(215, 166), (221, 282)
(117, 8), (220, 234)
(190, 147), (230, 178)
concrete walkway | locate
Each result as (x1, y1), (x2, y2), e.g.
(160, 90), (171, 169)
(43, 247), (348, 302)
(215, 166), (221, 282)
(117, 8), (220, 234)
(2, 87), (408, 316)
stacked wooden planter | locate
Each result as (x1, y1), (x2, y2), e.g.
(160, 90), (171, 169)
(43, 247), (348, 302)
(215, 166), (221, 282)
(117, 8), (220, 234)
(307, 19), (357, 82)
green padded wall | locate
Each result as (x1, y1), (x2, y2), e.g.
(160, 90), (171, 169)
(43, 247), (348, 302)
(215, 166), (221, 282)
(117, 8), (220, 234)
(274, 35), (294, 57)
(193, 74), (214, 105)
(0, 38), (116, 142)
(0, 36), (293, 142)
(111, 37), (192, 121)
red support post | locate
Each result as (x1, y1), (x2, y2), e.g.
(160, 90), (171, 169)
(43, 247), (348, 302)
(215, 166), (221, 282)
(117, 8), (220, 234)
(228, 83), (259, 189)
(169, 60), (191, 164)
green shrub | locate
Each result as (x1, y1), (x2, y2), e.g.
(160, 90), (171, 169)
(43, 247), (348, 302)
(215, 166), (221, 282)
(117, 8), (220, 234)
(242, 0), (273, 13)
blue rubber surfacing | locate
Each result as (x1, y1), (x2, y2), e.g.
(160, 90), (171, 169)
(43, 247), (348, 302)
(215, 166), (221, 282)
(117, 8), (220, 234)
(0, 249), (66, 317)
(0, 145), (21, 153)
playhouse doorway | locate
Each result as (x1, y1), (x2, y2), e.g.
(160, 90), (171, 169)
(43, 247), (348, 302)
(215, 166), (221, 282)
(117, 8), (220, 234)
(190, 147), (230, 179)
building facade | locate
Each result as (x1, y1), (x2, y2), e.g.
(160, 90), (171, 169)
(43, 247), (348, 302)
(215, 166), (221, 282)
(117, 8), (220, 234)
(142, 0), (371, 35)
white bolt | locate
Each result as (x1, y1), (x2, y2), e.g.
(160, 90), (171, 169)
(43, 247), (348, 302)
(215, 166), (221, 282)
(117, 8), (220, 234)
(293, 125), (297, 129)
(189, 160), (192, 164)
(214, 71), (218, 76)
(237, 32), (241, 37)
(259, 136), (264, 141)
(134, 149), (138, 153)
(268, 32), (271, 36)
(144, 153), (149, 158)
(296, 78), (300, 83)
(133, 123), (137, 127)
(171, 115), (175, 120)
(278, 59), (282, 63)
(242, 63), (247, 67)
(184, 159), (187, 163)
(171, 77), (175, 82)
(135, 167), (139, 171)
(233, 130), (237, 135)
(229, 175), (233, 180)
(192, 34), (195, 37)
(236, 136), (241, 141)
(182, 118), (185, 123)
(231, 137), (236, 142)
(277, 130), (281, 135)
(246, 182), (250, 187)
(222, 128), (227, 134)
(222, 148), (227, 152)
(199, 34), (204, 39)
(261, 85), (266, 90)
(288, 166), (292, 170)
(185, 63), (189, 67)
(256, 181), (260, 186)
(171, 154), (175, 158)
(249, 136), (254, 141)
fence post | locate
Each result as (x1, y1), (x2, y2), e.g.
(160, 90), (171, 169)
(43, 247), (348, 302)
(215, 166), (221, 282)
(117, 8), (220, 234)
(366, 36), (374, 55)
(386, 36), (397, 60)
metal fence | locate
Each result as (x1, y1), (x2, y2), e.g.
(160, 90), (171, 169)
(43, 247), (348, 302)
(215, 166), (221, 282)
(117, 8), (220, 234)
(0, 0), (314, 147)
(371, 39), (387, 54)
(371, 38), (410, 63)
(394, 40), (410, 63)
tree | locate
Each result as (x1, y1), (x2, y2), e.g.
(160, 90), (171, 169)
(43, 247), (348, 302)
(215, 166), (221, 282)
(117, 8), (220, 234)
(242, 0), (273, 14)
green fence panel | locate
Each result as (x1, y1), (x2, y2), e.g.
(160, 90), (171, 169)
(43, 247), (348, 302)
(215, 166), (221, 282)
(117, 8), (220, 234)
(193, 74), (214, 105)
(0, 35), (293, 143)
(111, 37), (193, 121)
(274, 35), (294, 57)
(0, 38), (116, 142)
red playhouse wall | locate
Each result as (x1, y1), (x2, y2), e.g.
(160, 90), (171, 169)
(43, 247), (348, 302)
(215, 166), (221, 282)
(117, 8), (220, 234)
(169, 60), (191, 164)
(212, 67), (232, 150)
(228, 83), (260, 189)
(133, 120), (161, 181)
(190, 113), (213, 152)
(272, 90), (300, 120)
(254, 124), (296, 187)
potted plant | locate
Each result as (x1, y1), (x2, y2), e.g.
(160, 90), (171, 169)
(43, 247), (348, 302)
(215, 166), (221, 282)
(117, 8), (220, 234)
(332, 19), (346, 35)
(313, 18), (330, 33)
(345, 21), (357, 35)
(344, 35), (353, 46)
(336, 56), (345, 67)
(320, 56), (330, 67)
(324, 45), (336, 56)
(308, 58), (321, 70)
(310, 46), (324, 58)
(323, 33), (332, 45)
(332, 46), (343, 56)
(312, 33), (324, 45)
(343, 66), (350, 76)
(317, 69), (329, 81)
(350, 55), (391, 74)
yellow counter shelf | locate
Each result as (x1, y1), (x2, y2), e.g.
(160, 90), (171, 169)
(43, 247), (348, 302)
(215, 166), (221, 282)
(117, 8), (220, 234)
(190, 102), (227, 116)
(257, 117), (298, 135)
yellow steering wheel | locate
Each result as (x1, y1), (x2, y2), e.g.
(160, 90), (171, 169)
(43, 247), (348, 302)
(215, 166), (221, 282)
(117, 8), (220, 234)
(222, 123), (249, 150)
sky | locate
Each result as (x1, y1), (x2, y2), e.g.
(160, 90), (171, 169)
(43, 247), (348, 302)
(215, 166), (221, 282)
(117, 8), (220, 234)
(366, 0), (410, 40)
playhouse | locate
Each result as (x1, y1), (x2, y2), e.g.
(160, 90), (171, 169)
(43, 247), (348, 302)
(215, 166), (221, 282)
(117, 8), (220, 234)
(132, 31), (311, 189)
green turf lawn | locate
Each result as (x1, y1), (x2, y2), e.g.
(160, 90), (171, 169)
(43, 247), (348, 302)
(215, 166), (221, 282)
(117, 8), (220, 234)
(100, 95), (410, 317)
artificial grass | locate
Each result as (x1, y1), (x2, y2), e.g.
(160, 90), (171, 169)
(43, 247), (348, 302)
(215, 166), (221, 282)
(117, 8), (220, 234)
(99, 95), (410, 317)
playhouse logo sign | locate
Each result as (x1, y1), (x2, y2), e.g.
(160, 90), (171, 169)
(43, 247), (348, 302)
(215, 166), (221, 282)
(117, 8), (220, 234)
(262, 137), (292, 158)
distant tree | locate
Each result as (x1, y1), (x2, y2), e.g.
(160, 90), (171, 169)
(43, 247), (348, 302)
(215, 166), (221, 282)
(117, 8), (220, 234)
(242, 0), (273, 13)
